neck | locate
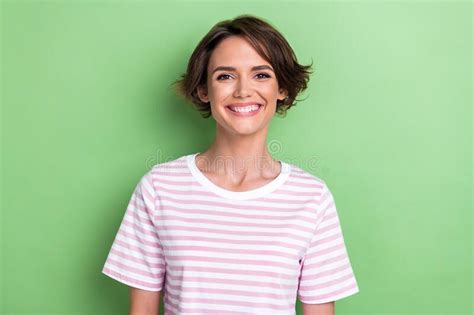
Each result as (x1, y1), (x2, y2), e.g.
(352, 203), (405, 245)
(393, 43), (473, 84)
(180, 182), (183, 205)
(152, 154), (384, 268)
(197, 125), (279, 176)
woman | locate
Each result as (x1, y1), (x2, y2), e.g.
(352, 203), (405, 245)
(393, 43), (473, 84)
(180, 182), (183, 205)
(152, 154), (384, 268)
(102, 14), (359, 315)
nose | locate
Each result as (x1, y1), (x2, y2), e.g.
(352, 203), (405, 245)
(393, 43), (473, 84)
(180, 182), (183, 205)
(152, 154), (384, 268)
(233, 77), (253, 98)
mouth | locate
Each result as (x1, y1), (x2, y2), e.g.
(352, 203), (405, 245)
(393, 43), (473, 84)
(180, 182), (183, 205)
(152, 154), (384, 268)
(225, 103), (263, 115)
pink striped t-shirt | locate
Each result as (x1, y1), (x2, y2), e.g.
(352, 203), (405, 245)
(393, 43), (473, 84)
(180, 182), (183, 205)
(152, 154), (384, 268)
(102, 152), (359, 314)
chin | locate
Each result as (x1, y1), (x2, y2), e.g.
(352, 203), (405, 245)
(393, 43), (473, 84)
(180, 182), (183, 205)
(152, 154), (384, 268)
(232, 125), (266, 136)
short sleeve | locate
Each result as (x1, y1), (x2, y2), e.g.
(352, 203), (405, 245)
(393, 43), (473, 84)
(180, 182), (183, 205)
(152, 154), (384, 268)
(297, 181), (360, 304)
(101, 170), (166, 291)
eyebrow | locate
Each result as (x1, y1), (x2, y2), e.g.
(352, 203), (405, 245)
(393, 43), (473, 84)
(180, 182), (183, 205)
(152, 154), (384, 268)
(211, 65), (274, 74)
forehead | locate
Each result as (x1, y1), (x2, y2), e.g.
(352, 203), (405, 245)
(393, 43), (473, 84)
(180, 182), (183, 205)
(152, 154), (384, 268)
(208, 36), (270, 69)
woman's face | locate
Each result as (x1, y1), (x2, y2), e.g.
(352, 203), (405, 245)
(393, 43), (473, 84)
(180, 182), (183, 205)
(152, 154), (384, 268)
(197, 36), (287, 137)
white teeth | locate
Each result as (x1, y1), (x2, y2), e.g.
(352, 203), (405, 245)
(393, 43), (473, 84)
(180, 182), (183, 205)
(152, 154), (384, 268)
(229, 104), (261, 113)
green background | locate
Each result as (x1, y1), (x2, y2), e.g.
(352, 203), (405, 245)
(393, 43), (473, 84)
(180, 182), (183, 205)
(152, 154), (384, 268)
(1, 1), (472, 314)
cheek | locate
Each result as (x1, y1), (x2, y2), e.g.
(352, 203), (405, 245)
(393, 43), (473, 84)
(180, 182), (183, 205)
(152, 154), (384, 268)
(209, 82), (232, 97)
(263, 84), (281, 97)
(208, 81), (281, 101)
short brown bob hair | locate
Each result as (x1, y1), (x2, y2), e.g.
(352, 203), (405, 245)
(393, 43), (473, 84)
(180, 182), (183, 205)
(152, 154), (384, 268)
(172, 14), (314, 118)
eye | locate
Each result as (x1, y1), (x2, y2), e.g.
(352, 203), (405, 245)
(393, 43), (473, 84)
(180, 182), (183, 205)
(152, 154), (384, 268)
(216, 73), (272, 81)
(216, 74), (232, 81)
(256, 72), (271, 79)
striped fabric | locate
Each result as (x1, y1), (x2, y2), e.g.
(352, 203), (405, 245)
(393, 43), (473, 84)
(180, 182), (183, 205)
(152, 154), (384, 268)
(102, 152), (359, 314)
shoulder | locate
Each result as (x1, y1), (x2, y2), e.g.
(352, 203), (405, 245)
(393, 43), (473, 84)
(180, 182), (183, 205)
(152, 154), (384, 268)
(145, 153), (189, 178)
(131, 154), (190, 208)
(285, 160), (327, 187)
(137, 153), (191, 191)
(283, 160), (330, 201)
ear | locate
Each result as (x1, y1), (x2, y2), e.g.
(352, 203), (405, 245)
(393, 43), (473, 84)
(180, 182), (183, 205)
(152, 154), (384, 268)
(197, 84), (209, 103)
(277, 88), (288, 101)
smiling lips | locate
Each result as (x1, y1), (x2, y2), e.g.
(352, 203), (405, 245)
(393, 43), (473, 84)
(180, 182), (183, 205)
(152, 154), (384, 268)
(225, 102), (263, 116)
